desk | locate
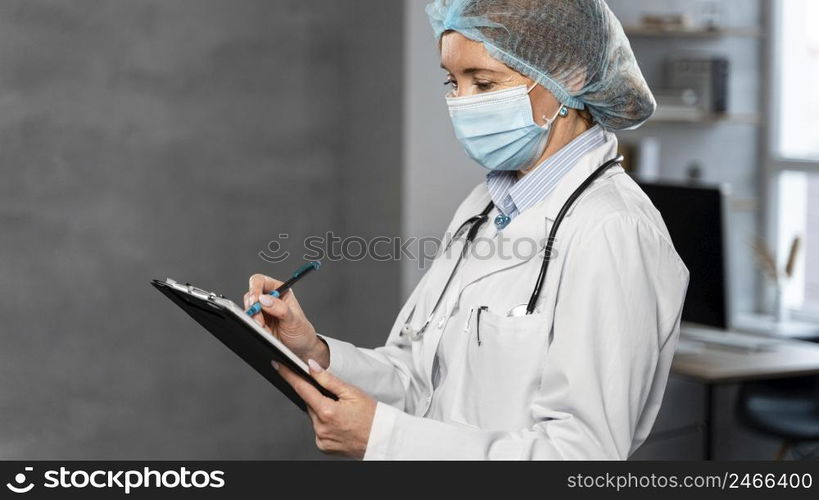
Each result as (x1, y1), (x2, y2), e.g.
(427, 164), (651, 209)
(672, 326), (819, 460)
(733, 313), (819, 341)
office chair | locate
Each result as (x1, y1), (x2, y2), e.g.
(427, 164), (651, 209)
(735, 375), (819, 460)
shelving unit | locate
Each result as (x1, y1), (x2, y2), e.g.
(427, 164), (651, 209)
(624, 17), (766, 217)
(624, 26), (763, 38)
(610, 0), (772, 461)
(624, 24), (764, 129)
(647, 111), (761, 126)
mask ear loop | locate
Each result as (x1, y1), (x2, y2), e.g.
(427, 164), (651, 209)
(540, 105), (567, 129)
(527, 82), (569, 129)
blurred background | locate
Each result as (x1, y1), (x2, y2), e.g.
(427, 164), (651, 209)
(1, 0), (817, 460)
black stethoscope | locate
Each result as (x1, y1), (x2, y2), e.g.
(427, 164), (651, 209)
(400, 155), (623, 341)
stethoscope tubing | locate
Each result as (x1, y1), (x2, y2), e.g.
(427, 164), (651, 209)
(401, 155), (623, 339)
(407, 202), (495, 338)
(525, 155), (624, 314)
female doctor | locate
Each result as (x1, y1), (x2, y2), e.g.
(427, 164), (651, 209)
(245, 0), (689, 460)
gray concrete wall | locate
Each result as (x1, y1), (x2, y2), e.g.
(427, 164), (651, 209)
(337, 1), (404, 350)
(0, 0), (403, 459)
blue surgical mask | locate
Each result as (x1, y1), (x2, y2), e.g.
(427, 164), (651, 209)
(446, 84), (563, 171)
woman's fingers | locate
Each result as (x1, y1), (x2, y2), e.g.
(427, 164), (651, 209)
(259, 295), (290, 321)
(247, 274), (289, 326)
(274, 362), (329, 411)
(247, 274), (285, 303)
(306, 406), (319, 427)
(307, 359), (349, 397)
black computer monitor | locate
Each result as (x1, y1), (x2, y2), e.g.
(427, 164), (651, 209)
(637, 181), (729, 330)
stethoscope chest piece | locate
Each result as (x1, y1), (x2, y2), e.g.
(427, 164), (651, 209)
(401, 323), (421, 341)
(400, 323), (413, 337)
(506, 303), (532, 317)
(401, 317), (430, 341)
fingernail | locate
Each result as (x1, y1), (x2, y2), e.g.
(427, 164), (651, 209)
(307, 359), (323, 373)
(259, 295), (274, 306)
(271, 360), (280, 370)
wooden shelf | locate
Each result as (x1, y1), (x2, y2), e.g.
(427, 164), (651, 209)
(624, 26), (763, 38)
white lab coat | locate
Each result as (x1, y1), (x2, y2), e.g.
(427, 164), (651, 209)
(322, 131), (689, 460)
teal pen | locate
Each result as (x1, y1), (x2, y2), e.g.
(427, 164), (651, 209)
(245, 261), (321, 316)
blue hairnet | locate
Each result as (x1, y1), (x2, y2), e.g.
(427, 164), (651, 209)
(426, 0), (655, 130)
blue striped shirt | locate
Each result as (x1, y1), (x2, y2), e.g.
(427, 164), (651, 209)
(486, 124), (606, 221)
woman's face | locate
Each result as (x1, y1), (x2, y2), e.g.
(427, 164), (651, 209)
(440, 31), (561, 127)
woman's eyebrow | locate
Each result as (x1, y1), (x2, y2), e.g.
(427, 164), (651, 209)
(439, 64), (504, 75)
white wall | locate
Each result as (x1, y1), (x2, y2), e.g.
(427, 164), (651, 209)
(401, 0), (772, 460)
(404, 0), (766, 316)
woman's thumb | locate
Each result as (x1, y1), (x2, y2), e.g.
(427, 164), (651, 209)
(307, 359), (347, 395)
(259, 294), (289, 320)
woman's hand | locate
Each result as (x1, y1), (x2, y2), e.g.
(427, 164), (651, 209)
(275, 359), (376, 459)
(246, 274), (328, 365)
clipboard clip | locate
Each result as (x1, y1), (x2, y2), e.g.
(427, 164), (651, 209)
(165, 278), (224, 301)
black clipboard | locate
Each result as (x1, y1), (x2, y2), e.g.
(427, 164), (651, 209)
(152, 278), (337, 411)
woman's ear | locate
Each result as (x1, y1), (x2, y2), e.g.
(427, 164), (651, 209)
(577, 108), (594, 127)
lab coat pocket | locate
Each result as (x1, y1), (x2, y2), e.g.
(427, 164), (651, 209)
(462, 307), (552, 429)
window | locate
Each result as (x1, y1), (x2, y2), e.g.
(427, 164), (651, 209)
(776, 0), (819, 161)
(771, 0), (819, 317)
(777, 171), (818, 313)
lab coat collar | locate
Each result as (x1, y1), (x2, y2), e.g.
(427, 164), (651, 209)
(452, 130), (621, 295)
(542, 129), (620, 222)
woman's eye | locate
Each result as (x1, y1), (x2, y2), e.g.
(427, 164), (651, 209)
(476, 82), (495, 91)
(444, 78), (457, 89)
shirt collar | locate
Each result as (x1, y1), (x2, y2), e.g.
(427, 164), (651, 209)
(486, 124), (607, 216)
